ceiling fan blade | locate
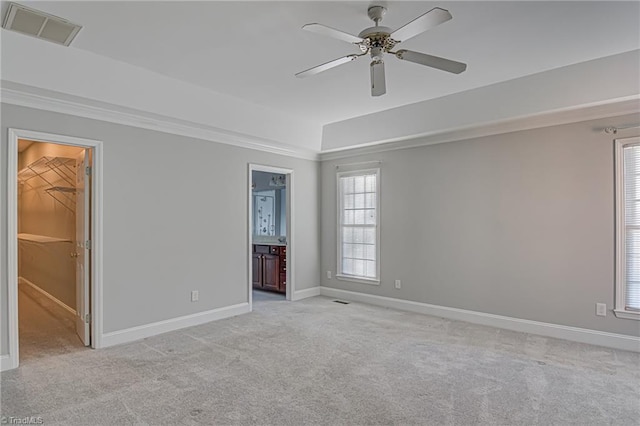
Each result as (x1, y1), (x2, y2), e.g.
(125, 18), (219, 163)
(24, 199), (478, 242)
(302, 23), (363, 44)
(370, 60), (386, 97)
(395, 49), (467, 74)
(390, 7), (452, 43)
(295, 55), (360, 78)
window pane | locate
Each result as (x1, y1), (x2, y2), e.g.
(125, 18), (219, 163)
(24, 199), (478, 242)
(344, 194), (354, 209)
(353, 259), (365, 276)
(623, 145), (640, 311)
(343, 227), (353, 243)
(364, 228), (376, 244)
(365, 175), (376, 192)
(365, 209), (376, 225)
(343, 258), (354, 275)
(354, 209), (365, 224)
(354, 176), (365, 193)
(343, 243), (353, 258)
(344, 210), (354, 225)
(365, 193), (376, 208)
(354, 228), (364, 243)
(628, 282), (640, 309)
(353, 244), (364, 259)
(365, 244), (376, 260)
(365, 260), (376, 278)
(354, 194), (365, 209)
(633, 174), (640, 199)
(341, 177), (351, 194)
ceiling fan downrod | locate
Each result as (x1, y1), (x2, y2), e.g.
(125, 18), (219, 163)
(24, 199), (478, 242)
(368, 5), (386, 26)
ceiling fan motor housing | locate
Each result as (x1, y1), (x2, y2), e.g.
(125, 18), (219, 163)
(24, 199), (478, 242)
(359, 6), (397, 55)
(358, 27), (397, 55)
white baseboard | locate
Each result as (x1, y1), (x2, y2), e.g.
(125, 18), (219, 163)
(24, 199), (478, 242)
(1, 354), (18, 371)
(101, 302), (250, 348)
(19, 277), (76, 316)
(292, 286), (321, 301)
(320, 287), (640, 353)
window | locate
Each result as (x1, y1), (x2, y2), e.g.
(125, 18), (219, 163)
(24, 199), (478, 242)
(337, 168), (380, 283)
(615, 137), (640, 320)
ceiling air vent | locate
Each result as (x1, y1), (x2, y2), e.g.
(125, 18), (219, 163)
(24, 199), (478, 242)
(2, 2), (82, 46)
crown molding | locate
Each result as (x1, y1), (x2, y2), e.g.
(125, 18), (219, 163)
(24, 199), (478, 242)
(1, 83), (320, 161)
(4, 82), (637, 164)
(319, 96), (640, 161)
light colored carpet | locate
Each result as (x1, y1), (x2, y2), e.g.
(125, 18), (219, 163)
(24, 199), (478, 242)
(16, 282), (87, 362)
(2, 293), (639, 425)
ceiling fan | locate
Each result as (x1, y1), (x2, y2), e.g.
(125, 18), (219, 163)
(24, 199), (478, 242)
(295, 5), (467, 96)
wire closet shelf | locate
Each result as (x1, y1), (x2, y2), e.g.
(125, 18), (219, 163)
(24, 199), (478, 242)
(18, 156), (76, 213)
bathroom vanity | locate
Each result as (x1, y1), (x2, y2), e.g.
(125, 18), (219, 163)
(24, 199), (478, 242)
(252, 244), (286, 294)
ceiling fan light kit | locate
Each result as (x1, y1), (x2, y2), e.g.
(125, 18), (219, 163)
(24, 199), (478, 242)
(296, 5), (467, 97)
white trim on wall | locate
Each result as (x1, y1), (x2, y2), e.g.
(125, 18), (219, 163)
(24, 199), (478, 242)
(1, 84), (318, 161)
(101, 303), (250, 348)
(3, 84), (636, 164)
(19, 277), (76, 316)
(248, 164), (295, 309)
(6, 133), (19, 370)
(4, 128), (104, 372)
(614, 136), (640, 321)
(320, 287), (640, 352)
(319, 97), (640, 161)
(0, 355), (13, 371)
(292, 286), (321, 301)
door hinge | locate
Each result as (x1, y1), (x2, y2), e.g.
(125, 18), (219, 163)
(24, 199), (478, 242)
(85, 313), (91, 324)
(85, 166), (92, 176)
(85, 240), (91, 249)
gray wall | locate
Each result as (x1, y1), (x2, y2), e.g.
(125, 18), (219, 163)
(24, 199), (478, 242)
(1, 104), (320, 354)
(321, 115), (640, 337)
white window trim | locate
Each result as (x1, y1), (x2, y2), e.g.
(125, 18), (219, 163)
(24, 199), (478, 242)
(336, 168), (381, 285)
(615, 136), (640, 320)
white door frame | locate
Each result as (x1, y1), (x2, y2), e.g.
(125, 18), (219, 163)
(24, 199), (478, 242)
(5, 128), (104, 371)
(248, 164), (294, 310)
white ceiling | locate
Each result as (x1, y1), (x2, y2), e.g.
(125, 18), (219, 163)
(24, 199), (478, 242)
(16, 1), (640, 128)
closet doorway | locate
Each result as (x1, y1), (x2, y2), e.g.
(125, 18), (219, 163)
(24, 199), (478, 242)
(6, 129), (103, 370)
(248, 164), (294, 310)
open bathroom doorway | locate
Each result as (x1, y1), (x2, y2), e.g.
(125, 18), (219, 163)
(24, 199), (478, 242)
(248, 164), (293, 310)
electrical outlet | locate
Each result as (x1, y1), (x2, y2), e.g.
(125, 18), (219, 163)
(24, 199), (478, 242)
(191, 290), (199, 302)
(395, 279), (401, 289)
(327, 271), (332, 280)
(596, 303), (606, 317)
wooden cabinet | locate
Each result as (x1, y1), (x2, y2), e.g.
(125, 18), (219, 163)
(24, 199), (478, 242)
(252, 253), (262, 288)
(252, 245), (286, 294)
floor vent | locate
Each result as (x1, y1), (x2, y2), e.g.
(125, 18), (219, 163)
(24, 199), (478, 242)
(333, 300), (350, 304)
(2, 2), (82, 46)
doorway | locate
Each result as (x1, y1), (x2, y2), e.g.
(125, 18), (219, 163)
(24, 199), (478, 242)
(5, 129), (103, 371)
(248, 164), (294, 310)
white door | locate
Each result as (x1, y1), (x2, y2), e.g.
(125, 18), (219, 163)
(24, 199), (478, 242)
(75, 150), (90, 345)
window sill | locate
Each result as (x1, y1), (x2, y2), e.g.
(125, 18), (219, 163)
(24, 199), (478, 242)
(336, 274), (380, 285)
(613, 309), (640, 320)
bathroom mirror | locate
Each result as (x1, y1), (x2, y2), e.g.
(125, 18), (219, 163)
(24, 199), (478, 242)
(252, 172), (287, 242)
